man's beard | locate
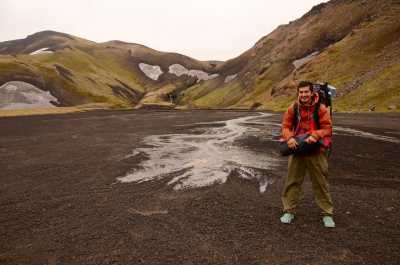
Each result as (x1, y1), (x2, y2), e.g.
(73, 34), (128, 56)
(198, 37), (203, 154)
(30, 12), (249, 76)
(299, 96), (311, 104)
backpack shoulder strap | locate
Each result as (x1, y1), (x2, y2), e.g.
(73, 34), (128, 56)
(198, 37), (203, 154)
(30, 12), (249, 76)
(292, 102), (300, 132)
(313, 103), (321, 129)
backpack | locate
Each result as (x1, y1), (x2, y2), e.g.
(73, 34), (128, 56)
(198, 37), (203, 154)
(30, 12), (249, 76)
(312, 82), (337, 116)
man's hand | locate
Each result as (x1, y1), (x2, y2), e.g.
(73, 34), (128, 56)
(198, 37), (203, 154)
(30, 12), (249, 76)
(287, 137), (298, 149)
(306, 135), (318, 144)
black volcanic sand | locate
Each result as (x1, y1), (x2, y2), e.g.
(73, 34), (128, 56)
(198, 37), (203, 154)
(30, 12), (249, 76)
(0, 110), (399, 265)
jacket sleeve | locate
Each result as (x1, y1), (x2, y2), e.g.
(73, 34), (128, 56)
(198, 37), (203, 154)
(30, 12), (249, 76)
(281, 103), (295, 140)
(311, 105), (332, 140)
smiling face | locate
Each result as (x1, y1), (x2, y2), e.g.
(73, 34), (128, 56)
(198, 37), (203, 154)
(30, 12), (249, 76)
(298, 85), (313, 105)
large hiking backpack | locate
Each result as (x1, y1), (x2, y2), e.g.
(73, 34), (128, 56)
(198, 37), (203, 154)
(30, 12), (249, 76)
(311, 82), (337, 115)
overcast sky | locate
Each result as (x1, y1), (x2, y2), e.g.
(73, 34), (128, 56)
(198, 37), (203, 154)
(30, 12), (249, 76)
(0, 0), (327, 61)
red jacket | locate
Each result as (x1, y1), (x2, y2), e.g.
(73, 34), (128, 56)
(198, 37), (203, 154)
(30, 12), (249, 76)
(281, 99), (332, 149)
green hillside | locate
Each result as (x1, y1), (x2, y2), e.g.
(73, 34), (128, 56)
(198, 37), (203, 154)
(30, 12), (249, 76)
(0, 0), (399, 113)
(180, 0), (400, 112)
(0, 31), (217, 109)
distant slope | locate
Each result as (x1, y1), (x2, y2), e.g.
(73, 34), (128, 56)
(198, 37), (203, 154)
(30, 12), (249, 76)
(0, 31), (218, 108)
(180, 0), (400, 112)
(1, 0), (399, 112)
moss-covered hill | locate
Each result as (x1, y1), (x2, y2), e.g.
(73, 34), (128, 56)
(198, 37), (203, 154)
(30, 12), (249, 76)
(1, 0), (399, 112)
(0, 31), (218, 109)
(180, 0), (400, 112)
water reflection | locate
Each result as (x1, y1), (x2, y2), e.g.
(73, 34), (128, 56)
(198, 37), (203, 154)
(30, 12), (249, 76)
(118, 113), (280, 192)
(334, 126), (400, 143)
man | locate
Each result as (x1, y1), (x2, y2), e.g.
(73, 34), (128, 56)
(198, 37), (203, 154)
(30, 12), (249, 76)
(280, 80), (335, 228)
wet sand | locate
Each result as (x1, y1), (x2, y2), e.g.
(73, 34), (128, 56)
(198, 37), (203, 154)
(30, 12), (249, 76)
(0, 110), (399, 265)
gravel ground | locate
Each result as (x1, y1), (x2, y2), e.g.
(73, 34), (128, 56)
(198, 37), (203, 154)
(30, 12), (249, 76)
(0, 109), (399, 265)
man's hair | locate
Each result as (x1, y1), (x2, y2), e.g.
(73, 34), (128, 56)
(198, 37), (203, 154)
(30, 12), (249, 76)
(297, 81), (313, 93)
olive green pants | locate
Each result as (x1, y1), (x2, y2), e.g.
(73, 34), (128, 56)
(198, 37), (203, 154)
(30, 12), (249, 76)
(281, 153), (333, 215)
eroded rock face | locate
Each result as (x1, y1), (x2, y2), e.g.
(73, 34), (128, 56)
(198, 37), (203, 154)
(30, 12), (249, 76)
(0, 81), (58, 109)
(168, 64), (219, 82)
(138, 63), (163, 81)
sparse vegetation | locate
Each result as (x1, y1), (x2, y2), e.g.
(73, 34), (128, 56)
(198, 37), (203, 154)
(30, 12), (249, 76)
(0, 0), (399, 113)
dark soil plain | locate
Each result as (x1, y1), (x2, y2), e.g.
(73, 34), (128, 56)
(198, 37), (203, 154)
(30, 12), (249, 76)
(0, 110), (399, 265)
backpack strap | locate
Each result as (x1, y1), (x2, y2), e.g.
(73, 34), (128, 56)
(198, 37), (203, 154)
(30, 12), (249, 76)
(313, 103), (321, 129)
(292, 102), (301, 133)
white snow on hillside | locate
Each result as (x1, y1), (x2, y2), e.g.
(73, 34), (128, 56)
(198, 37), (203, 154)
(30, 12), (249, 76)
(0, 81), (58, 109)
(29, 47), (54, 55)
(224, 74), (237, 83)
(138, 63), (163, 80)
(292, 51), (319, 69)
(168, 64), (219, 82)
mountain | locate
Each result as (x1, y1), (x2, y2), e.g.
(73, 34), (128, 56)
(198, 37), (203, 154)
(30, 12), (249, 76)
(0, 31), (219, 109)
(182, 0), (400, 112)
(0, 0), (399, 112)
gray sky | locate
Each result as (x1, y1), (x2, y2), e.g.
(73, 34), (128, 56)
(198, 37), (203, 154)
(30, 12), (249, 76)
(0, 0), (327, 61)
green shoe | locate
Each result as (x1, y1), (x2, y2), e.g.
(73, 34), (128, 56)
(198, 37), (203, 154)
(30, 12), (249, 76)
(280, 213), (295, 224)
(322, 216), (335, 228)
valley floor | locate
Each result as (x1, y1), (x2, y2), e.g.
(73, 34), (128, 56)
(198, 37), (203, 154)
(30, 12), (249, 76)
(0, 110), (399, 265)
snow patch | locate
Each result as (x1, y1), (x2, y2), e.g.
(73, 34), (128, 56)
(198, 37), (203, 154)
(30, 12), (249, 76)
(168, 64), (189, 77)
(224, 74), (237, 83)
(138, 63), (163, 81)
(168, 64), (219, 82)
(30, 47), (54, 55)
(0, 81), (58, 109)
(293, 51), (319, 69)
